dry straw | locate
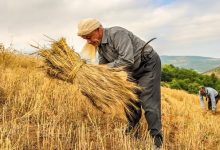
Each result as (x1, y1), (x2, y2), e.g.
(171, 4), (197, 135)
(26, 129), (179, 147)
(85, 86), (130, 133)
(35, 37), (140, 117)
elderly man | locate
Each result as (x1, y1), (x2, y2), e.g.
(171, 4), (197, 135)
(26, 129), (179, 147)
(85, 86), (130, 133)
(199, 86), (220, 114)
(77, 18), (163, 148)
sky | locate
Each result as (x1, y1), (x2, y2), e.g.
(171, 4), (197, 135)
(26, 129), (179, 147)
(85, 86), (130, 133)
(1, 0), (220, 58)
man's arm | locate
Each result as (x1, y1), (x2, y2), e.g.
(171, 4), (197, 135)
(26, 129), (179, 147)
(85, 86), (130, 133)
(107, 31), (134, 68)
(199, 92), (205, 109)
(209, 91), (217, 111)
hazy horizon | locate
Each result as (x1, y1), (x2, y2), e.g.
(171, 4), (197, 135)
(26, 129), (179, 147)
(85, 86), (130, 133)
(160, 55), (220, 59)
(1, 0), (220, 57)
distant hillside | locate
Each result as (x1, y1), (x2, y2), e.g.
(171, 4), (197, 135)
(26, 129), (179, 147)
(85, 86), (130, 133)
(204, 66), (220, 78)
(160, 56), (220, 72)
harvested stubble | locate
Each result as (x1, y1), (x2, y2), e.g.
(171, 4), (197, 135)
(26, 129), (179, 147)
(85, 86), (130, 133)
(36, 38), (140, 118)
(0, 86), (6, 105)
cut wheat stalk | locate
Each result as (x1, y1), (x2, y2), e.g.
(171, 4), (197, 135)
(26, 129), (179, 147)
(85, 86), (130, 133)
(34, 37), (141, 118)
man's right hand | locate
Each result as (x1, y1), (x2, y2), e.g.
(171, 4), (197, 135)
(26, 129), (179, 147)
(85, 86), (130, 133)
(202, 108), (207, 113)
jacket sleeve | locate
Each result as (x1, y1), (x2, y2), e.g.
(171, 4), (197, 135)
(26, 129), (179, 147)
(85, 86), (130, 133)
(209, 91), (217, 110)
(199, 91), (205, 109)
(107, 31), (134, 68)
(98, 53), (109, 64)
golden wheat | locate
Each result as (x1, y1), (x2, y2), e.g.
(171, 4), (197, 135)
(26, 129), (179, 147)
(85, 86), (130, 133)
(35, 38), (140, 118)
(0, 49), (220, 150)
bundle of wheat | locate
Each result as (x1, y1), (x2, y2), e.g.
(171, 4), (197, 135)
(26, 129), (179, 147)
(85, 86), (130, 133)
(36, 38), (140, 117)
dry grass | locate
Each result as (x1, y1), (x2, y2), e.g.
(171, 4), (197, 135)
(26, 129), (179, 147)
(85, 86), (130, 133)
(35, 38), (140, 118)
(0, 50), (220, 150)
(0, 48), (39, 69)
(204, 66), (220, 78)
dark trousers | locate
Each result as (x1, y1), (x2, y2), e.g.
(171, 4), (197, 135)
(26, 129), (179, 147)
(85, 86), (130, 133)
(208, 94), (220, 110)
(126, 51), (162, 147)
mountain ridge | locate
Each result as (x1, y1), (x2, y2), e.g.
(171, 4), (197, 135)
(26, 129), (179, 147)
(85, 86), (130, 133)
(160, 55), (220, 72)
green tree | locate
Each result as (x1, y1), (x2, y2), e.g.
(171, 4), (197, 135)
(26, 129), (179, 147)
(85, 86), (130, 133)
(161, 64), (220, 94)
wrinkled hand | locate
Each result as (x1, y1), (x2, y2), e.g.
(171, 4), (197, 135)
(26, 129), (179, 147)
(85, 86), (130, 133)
(202, 108), (207, 114)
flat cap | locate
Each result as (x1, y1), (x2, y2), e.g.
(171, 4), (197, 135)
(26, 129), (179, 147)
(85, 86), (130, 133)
(77, 18), (101, 36)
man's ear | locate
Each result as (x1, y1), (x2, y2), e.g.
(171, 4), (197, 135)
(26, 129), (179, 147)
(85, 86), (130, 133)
(97, 26), (103, 32)
(98, 27), (103, 39)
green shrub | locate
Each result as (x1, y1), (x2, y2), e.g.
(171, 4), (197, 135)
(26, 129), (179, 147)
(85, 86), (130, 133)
(161, 64), (220, 94)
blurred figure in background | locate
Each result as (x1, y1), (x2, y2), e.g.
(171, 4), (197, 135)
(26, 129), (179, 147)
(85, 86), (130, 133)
(199, 86), (220, 114)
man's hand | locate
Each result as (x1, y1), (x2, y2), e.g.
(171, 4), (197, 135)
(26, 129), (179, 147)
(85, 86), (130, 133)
(202, 108), (207, 114)
(117, 71), (128, 80)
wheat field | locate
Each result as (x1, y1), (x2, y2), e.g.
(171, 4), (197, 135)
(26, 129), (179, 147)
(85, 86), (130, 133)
(0, 50), (220, 150)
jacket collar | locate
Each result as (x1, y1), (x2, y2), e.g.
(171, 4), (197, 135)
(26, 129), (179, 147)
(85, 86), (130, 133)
(205, 87), (209, 95)
(100, 28), (108, 44)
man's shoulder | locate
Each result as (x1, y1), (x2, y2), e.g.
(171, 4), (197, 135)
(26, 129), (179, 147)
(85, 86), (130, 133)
(107, 26), (130, 35)
(206, 87), (215, 91)
(206, 87), (218, 94)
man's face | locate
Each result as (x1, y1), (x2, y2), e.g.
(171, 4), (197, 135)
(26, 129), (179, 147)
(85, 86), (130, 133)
(200, 88), (206, 95)
(82, 28), (102, 47)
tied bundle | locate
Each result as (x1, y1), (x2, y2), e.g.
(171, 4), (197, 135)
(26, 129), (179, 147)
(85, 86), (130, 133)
(36, 38), (140, 117)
